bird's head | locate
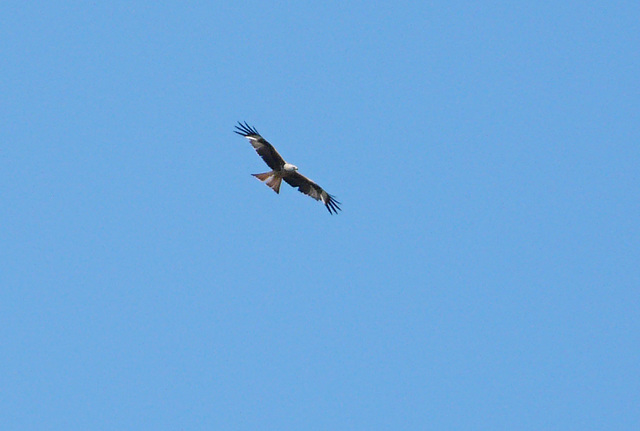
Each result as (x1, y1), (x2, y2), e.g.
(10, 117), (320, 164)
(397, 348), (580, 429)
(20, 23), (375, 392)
(283, 163), (298, 172)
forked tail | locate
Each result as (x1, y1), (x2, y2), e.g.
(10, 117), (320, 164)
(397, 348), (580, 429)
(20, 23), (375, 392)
(252, 171), (283, 194)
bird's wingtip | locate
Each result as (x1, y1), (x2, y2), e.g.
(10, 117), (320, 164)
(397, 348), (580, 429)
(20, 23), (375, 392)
(235, 121), (260, 137)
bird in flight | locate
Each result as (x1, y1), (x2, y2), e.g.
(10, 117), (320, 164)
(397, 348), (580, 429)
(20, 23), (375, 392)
(235, 122), (341, 214)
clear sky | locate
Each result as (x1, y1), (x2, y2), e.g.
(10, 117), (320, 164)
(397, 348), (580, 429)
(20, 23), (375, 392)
(2, 1), (638, 430)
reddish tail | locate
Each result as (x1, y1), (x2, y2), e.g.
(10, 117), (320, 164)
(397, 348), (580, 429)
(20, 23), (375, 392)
(252, 171), (282, 194)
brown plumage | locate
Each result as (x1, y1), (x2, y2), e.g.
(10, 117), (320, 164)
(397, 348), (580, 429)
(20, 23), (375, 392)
(235, 122), (341, 214)
(252, 171), (283, 194)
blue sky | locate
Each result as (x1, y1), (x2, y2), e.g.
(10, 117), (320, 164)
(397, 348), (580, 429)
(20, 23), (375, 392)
(2, 1), (638, 429)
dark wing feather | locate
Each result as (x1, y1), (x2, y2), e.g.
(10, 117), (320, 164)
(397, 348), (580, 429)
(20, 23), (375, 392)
(234, 122), (286, 170)
(283, 172), (342, 215)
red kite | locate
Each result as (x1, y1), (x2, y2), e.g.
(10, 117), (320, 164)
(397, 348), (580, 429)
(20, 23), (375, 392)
(235, 122), (341, 214)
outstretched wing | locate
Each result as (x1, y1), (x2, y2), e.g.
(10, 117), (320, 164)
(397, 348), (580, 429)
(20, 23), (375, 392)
(283, 172), (341, 215)
(234, 122), (286, 170)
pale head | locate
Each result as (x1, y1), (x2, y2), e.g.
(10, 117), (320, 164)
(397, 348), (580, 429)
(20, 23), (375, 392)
(283, 163), (298, 172)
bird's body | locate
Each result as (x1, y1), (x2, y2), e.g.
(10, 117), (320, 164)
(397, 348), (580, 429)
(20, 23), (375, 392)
(235, 122), (341, 214)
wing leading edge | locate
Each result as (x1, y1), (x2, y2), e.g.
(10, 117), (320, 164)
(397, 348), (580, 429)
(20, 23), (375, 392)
(234, 121), (286, 170)
(283, 172), (341, 215)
